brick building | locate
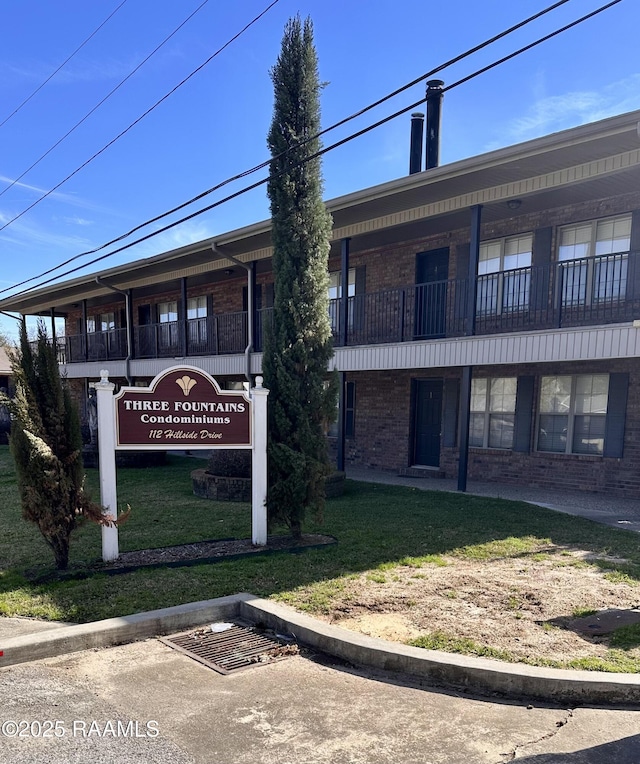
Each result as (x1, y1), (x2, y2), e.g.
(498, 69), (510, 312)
(2, 108), (640, 496)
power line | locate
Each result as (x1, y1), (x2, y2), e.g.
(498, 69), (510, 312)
(0, 0), (211, 200)
(0, 0), (576, 296)
(0, 0), (281, 234)
(0, 0), (129, 129)
(4, 0), (621, 303)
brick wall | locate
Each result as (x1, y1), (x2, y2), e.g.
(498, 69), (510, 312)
(345, 358), (640, 498)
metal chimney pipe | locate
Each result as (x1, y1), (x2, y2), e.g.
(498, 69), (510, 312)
(425, 79), (444, 170)
(409, 112), (424, 174)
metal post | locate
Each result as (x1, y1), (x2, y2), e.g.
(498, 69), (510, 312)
(340, 238), (350, 346)
(466, 204), (482, 336)
(181, 277), (188, 356)
(458, 204), (482, 492)
(95, 370), (119, 561)
(457, 365), (472, 492)
(336, 371), (346, 471)
(82, 300), (88, 361)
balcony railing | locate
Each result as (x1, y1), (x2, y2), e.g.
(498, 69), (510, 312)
(58, 250), (640, 364)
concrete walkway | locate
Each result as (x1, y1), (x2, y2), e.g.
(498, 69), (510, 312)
(347, 468), (640, 533)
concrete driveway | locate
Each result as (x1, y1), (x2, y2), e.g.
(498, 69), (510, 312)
(1, 638), (639, 764)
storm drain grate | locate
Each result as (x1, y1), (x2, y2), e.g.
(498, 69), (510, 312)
(158, 621), (299, 674)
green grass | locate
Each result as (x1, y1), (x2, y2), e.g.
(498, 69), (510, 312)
(610, 623), (640, 651)
(3, 444), (640, 673)
(409, 631), (640, 673)
(410, 632), (514, 662)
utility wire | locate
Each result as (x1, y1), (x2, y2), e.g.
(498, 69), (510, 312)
(0, 0), (281, 234)
(0, 0), (129, 129)
(0, 0), (211, 200)
(0, 0), (576, 296)
(3, 0), (621, 303)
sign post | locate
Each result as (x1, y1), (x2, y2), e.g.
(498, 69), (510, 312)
(95, 371), (119, 562)
(250, 377), (268, 545)
(95, 366), (269, 561)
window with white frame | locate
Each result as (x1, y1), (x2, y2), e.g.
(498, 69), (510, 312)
(558, 215), (631, 305)
(187, 296), (207, 320)
(158, 301), (178, 347)
(477, 234), (532, 314)
(158, 301), (178, 323)
(469, 377), (517, 449)
(187, 296), (208, 344)
(328, 268), (356, 332)
(86, 312), (115, 333)
(537, 374), (609, 455)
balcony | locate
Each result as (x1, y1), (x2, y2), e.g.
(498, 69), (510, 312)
(58, 250), (640, 364)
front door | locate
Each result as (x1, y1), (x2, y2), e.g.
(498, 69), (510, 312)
(415, 247), (449, 338)
(412, 379), (443, 467)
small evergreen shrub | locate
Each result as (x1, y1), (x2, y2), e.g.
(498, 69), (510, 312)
(206, 449), (252, 478)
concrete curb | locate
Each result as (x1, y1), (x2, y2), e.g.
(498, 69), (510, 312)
(2, 593), (639, 705)
(0, 594), (245, 667)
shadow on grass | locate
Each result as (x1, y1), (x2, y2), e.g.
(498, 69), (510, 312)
(0, 476), (638, 621)
(2, 450), (640, 624)
(547, 609), (640, 652)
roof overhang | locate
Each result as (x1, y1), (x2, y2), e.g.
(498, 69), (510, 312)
(3, 109), (640, 315)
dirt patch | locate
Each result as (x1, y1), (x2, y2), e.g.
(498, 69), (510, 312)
(296, 547), (640, 665)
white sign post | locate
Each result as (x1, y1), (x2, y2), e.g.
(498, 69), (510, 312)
(250, 377), (268, 546)
(95, 371), (119, 562)
(95, 367), (269, 562)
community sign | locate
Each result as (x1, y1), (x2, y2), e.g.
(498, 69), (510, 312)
(114, 366), (251, 449)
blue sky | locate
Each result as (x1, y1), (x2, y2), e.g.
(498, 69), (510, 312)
(0, 0), (638, 339)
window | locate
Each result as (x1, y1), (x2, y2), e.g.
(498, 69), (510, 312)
(327, 381), (355, 438)
(187, 296), (208, 345)
(328, 268), (356, 332)
(86, 312), (115, 333)
(469, 377), (516, 449)
(558, 215), (631, 305)
(158, 301), (178, 323)
(537, 374), (609, 455)
(85, 312), (118, 357)
(158, 301), (178, 348)
(187, 296), (207, 320)
(477, 235), (532, 314)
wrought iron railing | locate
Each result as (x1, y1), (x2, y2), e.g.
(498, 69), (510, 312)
(59, 250), (640, 363)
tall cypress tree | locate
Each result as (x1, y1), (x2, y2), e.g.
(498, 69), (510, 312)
(3, 321), (106, 569)
(263, 15), (337, 538)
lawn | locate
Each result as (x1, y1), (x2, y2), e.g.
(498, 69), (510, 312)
(1, 445), (640, 672)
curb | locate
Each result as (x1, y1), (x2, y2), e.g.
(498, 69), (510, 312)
(1, 593), (639, 705)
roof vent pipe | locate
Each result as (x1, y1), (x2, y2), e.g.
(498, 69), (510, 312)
(425, 79), (444, 170)
(409, 112), (424, 174)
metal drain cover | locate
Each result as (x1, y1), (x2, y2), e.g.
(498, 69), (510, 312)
(159, 621), (298, 674)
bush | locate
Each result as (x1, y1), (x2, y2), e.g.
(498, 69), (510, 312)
(0, 405), (10, 445)
(206, 449), (251, 478)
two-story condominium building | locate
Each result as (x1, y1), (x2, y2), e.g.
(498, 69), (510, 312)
(3, 109), (640, 496)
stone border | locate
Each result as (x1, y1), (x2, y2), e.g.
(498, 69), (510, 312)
(1, 594), (639, 705)
(27, 536), (337, 583)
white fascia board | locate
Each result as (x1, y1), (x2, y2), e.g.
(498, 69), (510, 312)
(330, 323), (640, 371)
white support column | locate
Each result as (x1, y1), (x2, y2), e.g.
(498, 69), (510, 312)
(250, 376), (269, 546)
(95, 370), (119, 562)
